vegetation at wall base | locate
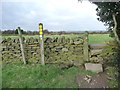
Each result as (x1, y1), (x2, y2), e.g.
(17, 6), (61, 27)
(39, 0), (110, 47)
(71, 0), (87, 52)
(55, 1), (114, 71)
(100, 40), (120, 88)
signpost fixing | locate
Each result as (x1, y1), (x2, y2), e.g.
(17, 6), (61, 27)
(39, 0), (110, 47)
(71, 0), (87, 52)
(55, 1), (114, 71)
(39, 23), (45, 65)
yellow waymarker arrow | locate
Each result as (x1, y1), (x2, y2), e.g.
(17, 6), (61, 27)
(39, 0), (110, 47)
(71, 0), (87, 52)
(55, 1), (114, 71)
(39, 23), (43, 35)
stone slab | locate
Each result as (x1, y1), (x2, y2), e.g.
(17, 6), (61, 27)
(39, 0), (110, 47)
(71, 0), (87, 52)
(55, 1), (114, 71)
(85, 63), (103, 73)
(62, 48), (68, 52)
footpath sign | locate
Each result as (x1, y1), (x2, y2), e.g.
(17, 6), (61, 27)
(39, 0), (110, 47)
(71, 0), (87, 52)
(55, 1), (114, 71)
(39, 23), (45, 65)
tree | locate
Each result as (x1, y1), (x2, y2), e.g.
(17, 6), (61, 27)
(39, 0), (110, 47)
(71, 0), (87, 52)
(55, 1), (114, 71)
(15, 29), (27, 34)
(91, 1), (120, 44)
(79, 0), (120, 44)
(43, 29), (49, 34)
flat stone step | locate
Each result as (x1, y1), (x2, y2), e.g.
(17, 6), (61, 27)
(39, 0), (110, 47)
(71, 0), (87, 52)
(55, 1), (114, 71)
(85, 63), (103, 73)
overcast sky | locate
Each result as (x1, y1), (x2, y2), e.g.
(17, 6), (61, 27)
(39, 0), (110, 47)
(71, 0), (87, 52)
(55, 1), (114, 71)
(1, 0), (107, 31)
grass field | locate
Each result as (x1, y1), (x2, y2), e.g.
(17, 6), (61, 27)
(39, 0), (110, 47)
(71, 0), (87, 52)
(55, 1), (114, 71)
(2, 64), (95, 88)
(2, 34), (113, 44)
(88, 34), (113, 44)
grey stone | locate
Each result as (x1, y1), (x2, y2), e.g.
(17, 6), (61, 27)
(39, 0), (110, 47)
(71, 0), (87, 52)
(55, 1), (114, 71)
(90, 44), (107, 49)
(90, 57), (99, 62)
(55, 46), (64, 52)
(70, 39), (74, 44)
(91, 49), (103, 56)
(98, 56), (103, 61)
(74, 41), (82, 45)
(44, 37), (53, 43)
(85, 63), (103, 73)
(56, 46), (63, 49)
(84, 75), (92, 83)
(62, 48), (68, 52)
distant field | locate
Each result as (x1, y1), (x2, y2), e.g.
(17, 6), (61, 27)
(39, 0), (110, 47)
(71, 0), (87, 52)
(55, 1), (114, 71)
(88, 34), (113, 44)
(2, 34), (113, 44)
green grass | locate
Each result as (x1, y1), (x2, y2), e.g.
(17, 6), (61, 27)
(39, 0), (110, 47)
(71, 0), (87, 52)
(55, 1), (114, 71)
(2, 64), (96, 88)
(2, 34), (113, 44)
(88, 34), (113, 44)
(106, 67), (118, 88)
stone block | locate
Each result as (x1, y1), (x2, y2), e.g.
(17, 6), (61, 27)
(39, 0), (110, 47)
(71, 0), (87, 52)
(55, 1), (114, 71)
(85, 63), (103, 73)
(44, 37), (53, 43)
(91, 49), (103, 56)
(62, 48), (68, 52)
(74, 41), (82, 45)
(90, 44), (107, 49)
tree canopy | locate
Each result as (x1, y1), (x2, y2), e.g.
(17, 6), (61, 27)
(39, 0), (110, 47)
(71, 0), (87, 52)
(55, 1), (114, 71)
(79, 0), (120, 43)
(92, 2), (120, 34)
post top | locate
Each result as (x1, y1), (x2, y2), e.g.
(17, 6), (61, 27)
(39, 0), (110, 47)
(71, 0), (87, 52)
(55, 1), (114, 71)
(39, 23), (43, 25)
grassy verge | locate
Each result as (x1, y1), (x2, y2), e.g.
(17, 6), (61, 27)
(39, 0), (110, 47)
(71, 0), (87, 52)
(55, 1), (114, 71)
(2, 64), (95, 88)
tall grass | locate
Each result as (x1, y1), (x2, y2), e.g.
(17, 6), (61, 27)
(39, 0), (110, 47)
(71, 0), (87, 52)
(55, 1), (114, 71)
(2, 64), (95, 88)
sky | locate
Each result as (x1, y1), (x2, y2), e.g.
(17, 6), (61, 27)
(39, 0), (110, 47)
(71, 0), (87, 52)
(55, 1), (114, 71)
(1, 0), (107, 32)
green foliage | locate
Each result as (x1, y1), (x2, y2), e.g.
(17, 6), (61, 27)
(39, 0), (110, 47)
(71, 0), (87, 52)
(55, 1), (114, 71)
(100, 41), (119, 88)
(90, 1), (120, 40)
(109, 30), (115, 38)
(106, 67), (118, 88)
(2, 64), (95, 88)
(88, 2), (120, 87)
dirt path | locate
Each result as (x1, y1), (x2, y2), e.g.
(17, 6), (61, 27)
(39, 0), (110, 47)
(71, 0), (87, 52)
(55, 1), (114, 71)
(76, 72), (109, 88)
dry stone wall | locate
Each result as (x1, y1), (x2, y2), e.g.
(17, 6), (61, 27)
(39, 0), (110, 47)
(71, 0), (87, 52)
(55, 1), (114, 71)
(1, 35), (87, 65)
(89, 44), (107, 64)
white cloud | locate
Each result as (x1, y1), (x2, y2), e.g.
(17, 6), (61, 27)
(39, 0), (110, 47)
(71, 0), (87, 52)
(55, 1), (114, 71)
(1, 0), (106, 31)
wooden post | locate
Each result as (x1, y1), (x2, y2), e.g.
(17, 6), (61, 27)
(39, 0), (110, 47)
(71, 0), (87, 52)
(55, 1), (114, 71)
(39, 23), (45, 65)
(17, 27), (26, 64)
(83, 31), (89, 62)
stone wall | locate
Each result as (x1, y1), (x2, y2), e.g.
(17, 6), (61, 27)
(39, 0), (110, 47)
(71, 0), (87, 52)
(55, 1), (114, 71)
(1, 35), (88, 65)
(89, 44), (107, 63)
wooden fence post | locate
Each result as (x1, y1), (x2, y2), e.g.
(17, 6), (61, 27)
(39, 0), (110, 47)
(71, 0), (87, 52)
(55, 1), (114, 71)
(17, 27), (26, 64)
(39, 23), (45, 65)
(83, 31), (89, 62)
